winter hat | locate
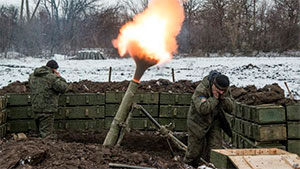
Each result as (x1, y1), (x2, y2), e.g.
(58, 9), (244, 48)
(46, 60), (59, 69)
(214, 75), (229, 91)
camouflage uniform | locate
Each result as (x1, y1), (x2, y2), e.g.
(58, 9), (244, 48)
(29, 66), (68, 138)
(184, 73), (233, 167)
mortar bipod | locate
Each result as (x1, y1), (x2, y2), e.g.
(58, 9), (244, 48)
(132, 103), (216, 169)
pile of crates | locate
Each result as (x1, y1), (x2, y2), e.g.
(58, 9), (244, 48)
(5, 93), (106, 133)
(4, 92), (191, 134)
(2, 92), (300, 157)
(0, 96), (7, 139)
(286, 103), (300, 155)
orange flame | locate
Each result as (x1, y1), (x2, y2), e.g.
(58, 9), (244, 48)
(112, 0), (185, 65)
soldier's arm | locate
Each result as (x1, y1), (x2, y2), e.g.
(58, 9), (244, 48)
(192, 83), (219, 115)
(52, 77), (68, 93)
(219, 89), (234, 113)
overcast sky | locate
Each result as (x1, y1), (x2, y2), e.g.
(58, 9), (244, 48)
(0, 0), (117, 8)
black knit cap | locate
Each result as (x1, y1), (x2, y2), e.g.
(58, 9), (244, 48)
(214, 75), (229, 91)
(46, 60), (59, 69)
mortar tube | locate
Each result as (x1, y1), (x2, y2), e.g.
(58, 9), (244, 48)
(103, 80), (139, 146)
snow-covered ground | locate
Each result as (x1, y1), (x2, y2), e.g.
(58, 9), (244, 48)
(0, 56), (299, 99)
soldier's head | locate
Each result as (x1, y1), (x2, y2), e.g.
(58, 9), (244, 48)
(46, 60), (59, 70)
(212, 74), (229, 94)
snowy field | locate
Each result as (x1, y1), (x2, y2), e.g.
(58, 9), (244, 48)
(0, 56), (299, 99)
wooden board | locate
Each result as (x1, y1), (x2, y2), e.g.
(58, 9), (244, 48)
(229, 154), (300, 169)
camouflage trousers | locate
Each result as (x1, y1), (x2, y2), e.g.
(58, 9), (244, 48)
(184, 121), (222, 168)
(34, 112), (57, 139)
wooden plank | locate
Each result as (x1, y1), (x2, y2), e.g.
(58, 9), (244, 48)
(229, 154), (300, 169)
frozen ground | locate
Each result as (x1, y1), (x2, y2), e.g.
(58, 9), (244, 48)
(0, 56), (299, 99)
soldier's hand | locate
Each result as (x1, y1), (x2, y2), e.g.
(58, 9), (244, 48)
(53, 69), (61, 77)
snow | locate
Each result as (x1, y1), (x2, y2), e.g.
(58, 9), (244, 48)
(0, 56), (299, 99)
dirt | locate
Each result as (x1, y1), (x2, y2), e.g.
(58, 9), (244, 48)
(0, 79), (294, 105)
(0, 130), (185, 169)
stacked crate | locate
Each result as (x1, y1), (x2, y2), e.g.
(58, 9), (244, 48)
(105, 91), (159, 130)
(232, 102), (287, 150)
(5, 93), (106, 133)
(286, 103), (300, 156)
(158, 92), (192, 132)
(0, 96), (7, 138)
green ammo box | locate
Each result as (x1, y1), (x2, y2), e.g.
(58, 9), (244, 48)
(287, 122), (300, 139)
(105, 104), (158, 117)
(250, 123), (286, 141)
(55, 106), (105, 119)
(58, 93), (105, 106)
(54, 120), (104, 132)
(7, 120), (37, 133)
(5, 93), (32, 106)
(288, 140), (300, 156)
(0, 109), (8, 125)
(105, 91), (159, 104)
(0, 124), (7, 138)
(7, 106), (34, 119)
(0, 96), (7, 110)
(159, 93), (192, 105)
(244, 104), (286, 124)
(286, 103), (300, 121)
(159, 105), (189, 118)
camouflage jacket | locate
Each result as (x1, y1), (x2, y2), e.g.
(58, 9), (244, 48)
(187, 74), (234, 139)
(29, 66), (68, 113)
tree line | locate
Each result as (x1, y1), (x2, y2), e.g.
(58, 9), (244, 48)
(0, 0), (299, 57)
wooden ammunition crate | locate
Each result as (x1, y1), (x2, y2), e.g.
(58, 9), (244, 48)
(58, 93), (105, 106)
(0, 109), (7, 125)
(237, 133), (286, 150)
(234, 118), (286, 141)
(7, 120), (36, 133)
(105, 92), (159, 104)
(0, 123), (6, 138)
(159, 105), (189, 118)
(159, 93), (192, 105)
(287, 122), (300, 139)
(286, 103), (300, 121)
(7, 106), (34, 119)
(105, 117), (157, 130)
(211, 148), (300, 169)
(56, 106), (105, 119)
(5, 93), (32, 106)
(54, 120), (105, 131)
(105, 104), (158, 117)
(288, 140), (300, 156)
(235, 103), (286, 124)
(0, 96), (7, 110)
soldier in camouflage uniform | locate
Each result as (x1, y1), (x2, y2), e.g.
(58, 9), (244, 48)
(184, 71), (234, 168)
(29, 60), (68, 139)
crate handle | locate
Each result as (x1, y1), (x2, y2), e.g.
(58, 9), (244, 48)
(173, 108), (177, 117)
(66, 96), (70, 104)
(175, 95), (179, 104)
(85, 109), (89, 117)
(66, 109), (70, 118)
(86, 96), (89, 104)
